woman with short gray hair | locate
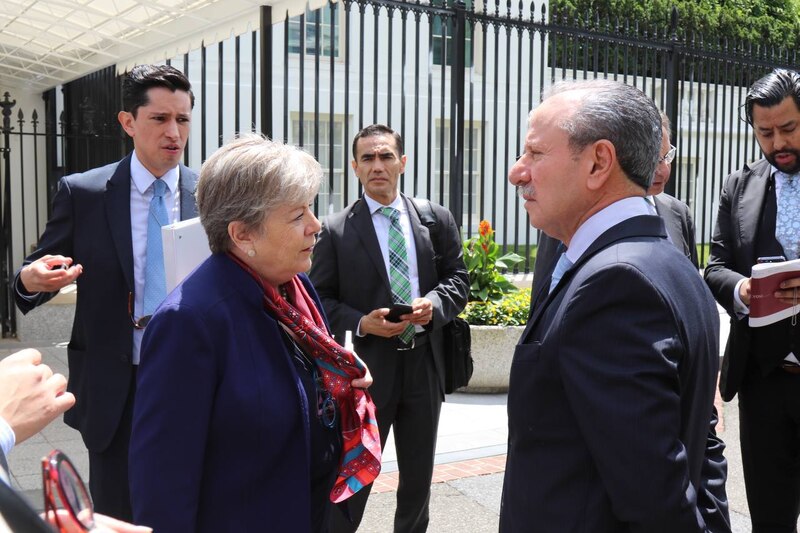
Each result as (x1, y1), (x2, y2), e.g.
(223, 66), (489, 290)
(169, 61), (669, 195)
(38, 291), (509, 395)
(130, 134), (380, 533)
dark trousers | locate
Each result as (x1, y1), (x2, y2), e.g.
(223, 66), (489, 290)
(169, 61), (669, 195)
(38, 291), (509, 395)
(739, 366), (800, 533)
(331, 343), (442, 533)
(88, 369), (135, 522)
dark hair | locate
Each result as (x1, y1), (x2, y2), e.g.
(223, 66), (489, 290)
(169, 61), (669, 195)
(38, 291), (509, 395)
(122, 64), (195, 117)
(351, 124), (404, 160)
(744, 69), (800, 125)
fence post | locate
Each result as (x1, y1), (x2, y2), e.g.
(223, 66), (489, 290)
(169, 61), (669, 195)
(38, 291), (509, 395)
(260, 5), (273, 139)
(0, 92), (17, 337)
(449, 0), (467, 226)
(664, 5), (680, 197)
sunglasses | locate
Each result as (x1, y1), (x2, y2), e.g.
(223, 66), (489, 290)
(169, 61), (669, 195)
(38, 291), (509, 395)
(42, 450), (95, 532)
(128, 292), (152, 329)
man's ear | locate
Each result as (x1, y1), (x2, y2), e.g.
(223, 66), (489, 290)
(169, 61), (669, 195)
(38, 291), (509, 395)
(118, 111), (135, 137)
(585, 139), (614, 191)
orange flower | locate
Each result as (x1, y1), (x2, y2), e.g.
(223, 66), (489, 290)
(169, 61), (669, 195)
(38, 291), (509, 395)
(479, 220), (492, 237)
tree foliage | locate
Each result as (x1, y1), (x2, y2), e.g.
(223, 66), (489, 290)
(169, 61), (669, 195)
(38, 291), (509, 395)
(551, 0), (800, 51)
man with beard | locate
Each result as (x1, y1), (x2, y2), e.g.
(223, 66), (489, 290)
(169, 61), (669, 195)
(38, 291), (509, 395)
(705, 68), (800, 532)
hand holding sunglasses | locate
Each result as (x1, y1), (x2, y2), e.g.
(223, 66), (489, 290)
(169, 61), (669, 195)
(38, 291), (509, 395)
(42, 450), (152, 533)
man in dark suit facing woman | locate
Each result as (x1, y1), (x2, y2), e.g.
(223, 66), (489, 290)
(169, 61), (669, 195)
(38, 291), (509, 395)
(527, 110), (730, 531)
(705, 69), (800, 532)
(502, 80), (727, 532)
(310, 124), (469, 532)
(13, 64), (197, 520)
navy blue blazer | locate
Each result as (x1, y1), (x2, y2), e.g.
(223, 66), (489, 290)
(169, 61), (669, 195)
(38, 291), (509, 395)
(502, 215), (721, 532)
(130, 254), (327, 533)
(13, 154), (198, 452)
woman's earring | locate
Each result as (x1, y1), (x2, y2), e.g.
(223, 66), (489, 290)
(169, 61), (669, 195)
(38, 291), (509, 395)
(247, 249), (256, 257)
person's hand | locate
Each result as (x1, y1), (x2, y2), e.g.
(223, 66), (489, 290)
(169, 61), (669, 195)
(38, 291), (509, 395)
(350, 357), (373, 389)
(359, 308), (412, 338)
(775, 275), (800, 306)
(738, 277), (751, 306)
(46, 510), (152, 533)
(19, 255), (82, 294)
(0, 349), (75, 443)
(405, 297), (434, 326)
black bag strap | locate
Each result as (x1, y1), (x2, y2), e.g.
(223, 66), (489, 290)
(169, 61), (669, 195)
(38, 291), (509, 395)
(410, 197), (443, 274)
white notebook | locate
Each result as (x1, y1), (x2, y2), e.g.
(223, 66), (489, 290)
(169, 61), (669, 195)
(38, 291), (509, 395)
(162, 217), (212, 293)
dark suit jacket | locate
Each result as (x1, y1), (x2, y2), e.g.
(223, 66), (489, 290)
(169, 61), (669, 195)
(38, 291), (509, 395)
(654, 193), (699, 267)
(13, 154), (198, 452)
(530, 198), (729, 532)
(130, 255), (325, 533)
(309, 194), (469, 405)
(502, 215), (721, 532)
(705, 158), (776, 401)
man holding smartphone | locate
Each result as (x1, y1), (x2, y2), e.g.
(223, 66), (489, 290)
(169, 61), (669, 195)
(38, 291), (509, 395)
(310, 124), (469, 533)
(705, 69), (800, 532)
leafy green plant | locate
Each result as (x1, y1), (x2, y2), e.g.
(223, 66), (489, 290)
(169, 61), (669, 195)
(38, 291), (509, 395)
(461, 289), (531, 326)
(463, 220), (524, 302)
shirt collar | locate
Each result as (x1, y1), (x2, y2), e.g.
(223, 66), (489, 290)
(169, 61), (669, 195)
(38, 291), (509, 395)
(130, 150), (180, 195)
(565, 196), (652, 263)
(364, 193), (406, 215)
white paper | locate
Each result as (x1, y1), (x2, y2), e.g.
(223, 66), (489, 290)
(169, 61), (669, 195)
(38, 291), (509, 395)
(162, 217), (212, 293)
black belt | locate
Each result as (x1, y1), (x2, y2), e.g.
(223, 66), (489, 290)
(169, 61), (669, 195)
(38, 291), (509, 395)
(398, 332), (429, 351)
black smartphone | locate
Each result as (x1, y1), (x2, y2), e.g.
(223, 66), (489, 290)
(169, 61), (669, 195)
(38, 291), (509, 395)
(757, 255), (786, 264)
(385, 303), (413, 322)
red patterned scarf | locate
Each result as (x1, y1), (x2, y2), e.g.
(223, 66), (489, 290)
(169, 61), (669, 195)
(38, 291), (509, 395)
(228, 253), (381, 502)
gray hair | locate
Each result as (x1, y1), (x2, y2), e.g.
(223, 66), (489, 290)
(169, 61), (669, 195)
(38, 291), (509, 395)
(543, 80), (662, 189)
(196, 133), (322, 253)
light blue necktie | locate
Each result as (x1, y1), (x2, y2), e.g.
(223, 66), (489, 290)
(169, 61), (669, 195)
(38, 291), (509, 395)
(776, 172), (800, 260)
(143, 179), (169, 316)
(379, 206), (415, 344)
(549, 252), (573, 294)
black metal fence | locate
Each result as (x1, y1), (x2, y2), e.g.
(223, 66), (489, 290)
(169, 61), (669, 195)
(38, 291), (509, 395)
(1, 0), (796, 336)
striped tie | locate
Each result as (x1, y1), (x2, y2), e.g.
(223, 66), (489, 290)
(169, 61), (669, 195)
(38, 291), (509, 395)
(379, 207), (415, 344)
(143, 179), (169, 316)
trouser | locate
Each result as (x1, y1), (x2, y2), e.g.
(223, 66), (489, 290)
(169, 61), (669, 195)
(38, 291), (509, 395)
(331, 341), (442, 533)
(87, 369), (135, 522)
(739, 366), (800, 533)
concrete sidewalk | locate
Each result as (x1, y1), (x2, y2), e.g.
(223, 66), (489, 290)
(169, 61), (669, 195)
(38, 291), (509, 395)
(0, 304), (781, 531)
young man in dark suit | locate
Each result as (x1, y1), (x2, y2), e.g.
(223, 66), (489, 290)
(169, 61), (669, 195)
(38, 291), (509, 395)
(705, 68), (800, 532)
(310, 124), (469, 533)
(503, 80), (725, 531)
(13, 64), (197, 521)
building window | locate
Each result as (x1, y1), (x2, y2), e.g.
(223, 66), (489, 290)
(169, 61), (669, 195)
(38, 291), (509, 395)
(431, 1), (473, 67)
(291, 115), (348, 214)
(288, 6), (339, 58)
(434, 120), (482, 228)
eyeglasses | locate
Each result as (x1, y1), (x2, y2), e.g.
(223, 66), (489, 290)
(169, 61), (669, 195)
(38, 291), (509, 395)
(311, 364), (337, 429)
(659, 145), (677, 165)
(128, 292), (152, 329)
(42, 450), (95, 532)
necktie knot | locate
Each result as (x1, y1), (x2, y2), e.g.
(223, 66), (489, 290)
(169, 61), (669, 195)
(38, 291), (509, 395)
(152, 179), (167, 198)
(379, 206), (399, 223)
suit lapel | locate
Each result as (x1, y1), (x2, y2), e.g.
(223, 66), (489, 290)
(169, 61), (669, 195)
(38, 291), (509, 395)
(653, 195), (682, 247)
(348, 199), (392, 292)
(521, 215), (667, 344)
(105, 154), (135, 292)
(737, 162), (771, 265)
